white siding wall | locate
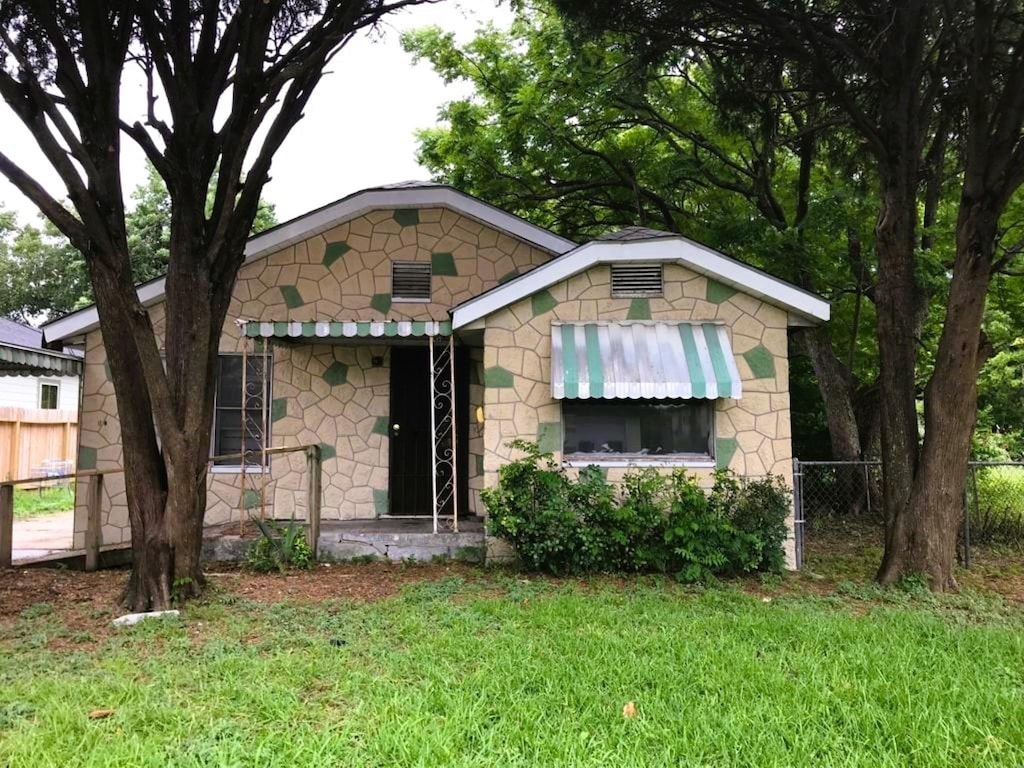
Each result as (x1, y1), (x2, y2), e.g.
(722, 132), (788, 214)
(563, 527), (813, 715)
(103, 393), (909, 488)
(0, 375), (80, 411)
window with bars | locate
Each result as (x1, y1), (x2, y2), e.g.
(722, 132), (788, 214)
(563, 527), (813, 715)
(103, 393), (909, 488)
(212, 355), (270, 467)
(611, 264), (663, 297)
(391, 261), (432, 301)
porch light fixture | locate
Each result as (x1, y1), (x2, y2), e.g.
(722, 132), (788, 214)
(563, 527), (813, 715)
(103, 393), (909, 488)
(475, 405), (485, 425)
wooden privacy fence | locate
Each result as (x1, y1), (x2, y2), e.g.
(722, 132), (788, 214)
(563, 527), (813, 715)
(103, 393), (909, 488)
(1, 444), (323, 570)
(0, 406), (77, 482)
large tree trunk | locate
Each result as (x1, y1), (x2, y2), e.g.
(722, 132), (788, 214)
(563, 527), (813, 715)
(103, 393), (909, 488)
(877, 201), (997, 589)
(873, 168), (924, 578)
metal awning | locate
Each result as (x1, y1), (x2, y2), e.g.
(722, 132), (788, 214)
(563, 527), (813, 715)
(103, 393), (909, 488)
(243, 320), (452, 339)
(551, 322), (742, 400)
(0, 342), (83, 377)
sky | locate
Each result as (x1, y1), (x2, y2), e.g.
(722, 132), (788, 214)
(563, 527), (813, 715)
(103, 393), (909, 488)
(0, 1), (511, 227)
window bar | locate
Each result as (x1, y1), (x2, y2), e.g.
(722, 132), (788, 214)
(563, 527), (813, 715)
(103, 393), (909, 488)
(237, 337), (249, 536)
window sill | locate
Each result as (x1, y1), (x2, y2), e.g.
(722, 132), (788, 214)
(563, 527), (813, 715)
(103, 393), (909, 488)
(562, 454), (715, 469)
(210, 465), (270, 475)
(391, 297), (432, 303)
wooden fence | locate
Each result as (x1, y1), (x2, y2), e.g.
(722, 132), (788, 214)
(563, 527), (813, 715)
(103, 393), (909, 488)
(0, 406), (77, 483)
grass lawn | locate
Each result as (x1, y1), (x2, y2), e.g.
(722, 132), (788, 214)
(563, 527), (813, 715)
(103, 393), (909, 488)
(13, 485), (75, 519)
(1, 565), (1023, 766)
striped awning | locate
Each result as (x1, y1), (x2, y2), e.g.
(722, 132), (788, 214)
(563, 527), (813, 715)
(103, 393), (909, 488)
(243, 320), (452, 339)
(0, 343), (83, 377)
(551, 322), (742, 400)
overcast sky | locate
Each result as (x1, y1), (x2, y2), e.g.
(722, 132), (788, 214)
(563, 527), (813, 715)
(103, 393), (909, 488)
(0, 1), (510, 226)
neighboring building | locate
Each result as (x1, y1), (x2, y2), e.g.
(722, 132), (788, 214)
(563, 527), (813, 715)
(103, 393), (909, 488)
(0, 317), (82, 481)
(0, 318), (80, 411)
(43, 183), (828, 562)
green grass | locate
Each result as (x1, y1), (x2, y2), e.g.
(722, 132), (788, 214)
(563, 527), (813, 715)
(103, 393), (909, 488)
(2, 576), (1024, 766)
(13, 485), (75, 519)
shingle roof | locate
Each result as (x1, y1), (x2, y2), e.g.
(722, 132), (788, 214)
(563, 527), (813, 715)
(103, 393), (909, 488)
(596, 226), (679, 242)
(0, 317), (43, 348)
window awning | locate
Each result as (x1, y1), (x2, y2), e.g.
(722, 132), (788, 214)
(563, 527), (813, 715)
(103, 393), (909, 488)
(242, 320), (452, 339)
(551, 322), (742, 400)
(0, 343), (83, 377)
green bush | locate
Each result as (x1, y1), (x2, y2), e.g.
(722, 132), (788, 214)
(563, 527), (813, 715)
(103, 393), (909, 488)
(483, 442), (791, 581)
(245, 518), (315, 572)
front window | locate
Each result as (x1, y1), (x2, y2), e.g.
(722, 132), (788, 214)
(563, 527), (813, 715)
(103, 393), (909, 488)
(562, 399), (713, 461)
(39, 381), (59, 409)
(213, 355), (270, 467)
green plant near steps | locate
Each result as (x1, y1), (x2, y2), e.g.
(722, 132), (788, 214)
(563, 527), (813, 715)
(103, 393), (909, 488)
(483, 440), (791, 581)
(245, 517), (314, 573)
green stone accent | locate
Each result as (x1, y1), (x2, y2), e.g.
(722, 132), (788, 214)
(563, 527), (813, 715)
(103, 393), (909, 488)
(431, 252), (457, 276)
(537, 422), (561, 453)
(531, 289), (558, 317)
(627, 298), (651, 320)
(323, 241), (350, 268)
(371, 417), (390, 437)
(393, 209), (419, 227)
(716, 437), (739, 470)
(706, 279), (737, 304)
(370, 293), (392, 315)
(498, 269), (520, 284)
(474, 454), (485, 476)
(323, 361), (349, 386)
(318, 443), (337, 461)
(743, 344), (776, 379)
(78, 445), (97, 470)
(243, 489), (261, 510)
(484, 366), (515, 388)
(279, 285), (304, 309)
(373, 488), (389, 515)
(271, 398), (287, 422)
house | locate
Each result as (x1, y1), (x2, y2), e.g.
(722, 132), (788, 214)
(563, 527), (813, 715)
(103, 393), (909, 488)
(42, 182), (828, 563)
(0, 317), (81, 481)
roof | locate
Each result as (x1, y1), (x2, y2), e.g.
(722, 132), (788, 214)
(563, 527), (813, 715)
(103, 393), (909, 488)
(595, 226), (679, 242)
(0, 341), (83, 377)
(0, 317), (43, 348)
(42, 183), (578, 344)
(451, 231), (830, 328)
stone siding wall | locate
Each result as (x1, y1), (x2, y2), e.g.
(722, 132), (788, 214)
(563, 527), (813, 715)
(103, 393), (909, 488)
(73, 207), (553, 546)
(479, 263), (796, 562)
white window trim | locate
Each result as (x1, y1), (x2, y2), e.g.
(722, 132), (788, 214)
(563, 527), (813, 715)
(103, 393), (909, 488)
(210, 351), (273, 474)
(38, 379), (61, 409)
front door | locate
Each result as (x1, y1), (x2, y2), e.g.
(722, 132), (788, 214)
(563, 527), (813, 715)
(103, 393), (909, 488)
(388, 347), (433, 515)
(387, 345), (469, 517)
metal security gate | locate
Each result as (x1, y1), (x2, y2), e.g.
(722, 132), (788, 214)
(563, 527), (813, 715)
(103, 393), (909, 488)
(793, 459), (1024, 569)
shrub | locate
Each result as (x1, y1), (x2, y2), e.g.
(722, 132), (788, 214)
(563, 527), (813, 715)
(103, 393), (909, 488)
(245, 518), (315, 572)
(483, 441), (792, 581)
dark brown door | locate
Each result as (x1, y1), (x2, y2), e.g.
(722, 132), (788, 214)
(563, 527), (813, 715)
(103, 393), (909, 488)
(388, 347), (433, 515)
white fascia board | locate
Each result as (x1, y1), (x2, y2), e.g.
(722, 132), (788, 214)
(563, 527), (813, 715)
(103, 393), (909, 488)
(451, 238), (830, 328)
(44, 185), (576, 343)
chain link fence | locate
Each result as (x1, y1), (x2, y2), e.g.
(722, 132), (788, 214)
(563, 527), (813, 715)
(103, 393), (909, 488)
(793, 459), (1024, 569)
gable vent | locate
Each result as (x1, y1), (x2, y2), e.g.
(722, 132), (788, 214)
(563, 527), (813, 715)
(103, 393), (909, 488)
(611, 264), (663, 297)
(392, 261), (432, 301)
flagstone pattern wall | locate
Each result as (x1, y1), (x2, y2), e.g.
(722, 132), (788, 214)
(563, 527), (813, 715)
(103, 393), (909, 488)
(480, 262), (797, 564)
(73, 207), (555, 547)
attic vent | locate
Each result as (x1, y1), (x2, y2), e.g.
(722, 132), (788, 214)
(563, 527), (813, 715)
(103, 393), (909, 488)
(392, 261), (432, 301)
(611, 264), (663, 297)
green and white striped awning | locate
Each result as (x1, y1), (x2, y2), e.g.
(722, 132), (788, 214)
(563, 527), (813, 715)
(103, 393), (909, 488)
(0, 343), (83, 377)
(551, 322), (742, 400)
(243, 320), (452, 339)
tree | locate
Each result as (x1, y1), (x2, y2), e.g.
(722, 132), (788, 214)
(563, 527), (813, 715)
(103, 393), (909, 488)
(403, 9), (896, 498)
(552, 0), (1024, 589)
(0, 0), (431, 609)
